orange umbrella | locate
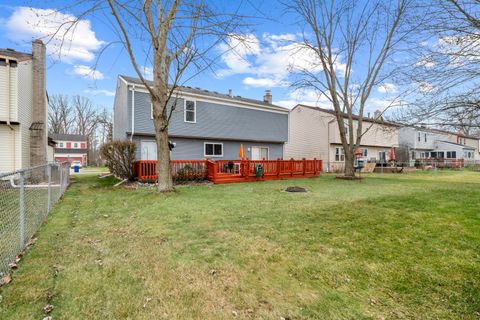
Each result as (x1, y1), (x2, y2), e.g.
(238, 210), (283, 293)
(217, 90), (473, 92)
(389, 146), (396, 161)
(239, 144), (245, 160)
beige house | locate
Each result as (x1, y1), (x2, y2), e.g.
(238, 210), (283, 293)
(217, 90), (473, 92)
(0, 40), (48, 173)
(284, 105), (399, 172)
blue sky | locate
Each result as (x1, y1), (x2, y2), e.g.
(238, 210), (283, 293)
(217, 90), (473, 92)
(0, 1), (402, 114)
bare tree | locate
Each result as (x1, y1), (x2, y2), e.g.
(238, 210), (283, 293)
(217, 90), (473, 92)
(101, 0), (246, 192)
(48, 94), (74, 134)
(401, 0), (480, 131)
(286, 0), (413, 177)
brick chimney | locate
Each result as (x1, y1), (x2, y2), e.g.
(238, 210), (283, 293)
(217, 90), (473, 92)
(263, 89), (272, 104)
(30, 39), (47, 166)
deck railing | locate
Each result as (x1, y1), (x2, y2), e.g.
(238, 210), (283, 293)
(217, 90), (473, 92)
(417, 158), (464, 168)
(134, 158), (322, 183)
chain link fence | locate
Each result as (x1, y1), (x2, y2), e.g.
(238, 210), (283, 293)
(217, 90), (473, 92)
(0, 162), (70, 277)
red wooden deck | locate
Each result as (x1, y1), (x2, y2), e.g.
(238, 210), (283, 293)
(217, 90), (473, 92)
(134, 159), (322, 184)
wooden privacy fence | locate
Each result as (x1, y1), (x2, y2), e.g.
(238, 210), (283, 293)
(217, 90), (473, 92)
(134, 159), (322, 184)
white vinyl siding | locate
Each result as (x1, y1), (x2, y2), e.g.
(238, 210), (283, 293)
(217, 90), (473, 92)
(0, 125), (21, 172)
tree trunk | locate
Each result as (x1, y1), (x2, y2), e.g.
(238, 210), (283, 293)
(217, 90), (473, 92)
(344, 150), (356, 177)
(155, 124), (174, 192)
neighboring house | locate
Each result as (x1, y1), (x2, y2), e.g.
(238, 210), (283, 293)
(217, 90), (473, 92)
(399, 127), (480, 164)
(113, 75), (289, 160)
(47, 136), (56, 162)
(0, 40), (48, 173)
(285, 105), (399, 172)
(49, 133), (88, 166)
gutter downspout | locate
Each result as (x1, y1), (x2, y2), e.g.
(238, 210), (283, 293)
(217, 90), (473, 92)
(130, 85), (135, 142)
(327, 118), (336, 172)
(5, 58), (16, 170)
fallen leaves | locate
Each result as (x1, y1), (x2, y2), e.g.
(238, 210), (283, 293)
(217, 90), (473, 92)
(0, 274), (12, 286)
(43, 304), (54, 314)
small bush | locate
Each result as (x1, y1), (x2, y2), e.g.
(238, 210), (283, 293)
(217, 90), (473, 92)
(100, 140), (136, 180)
(173, 164), (206, 182)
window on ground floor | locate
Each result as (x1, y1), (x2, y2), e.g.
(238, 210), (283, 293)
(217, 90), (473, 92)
(335, 147), (344, 161)
(204, 143), (223, 157)
(378, 151), (386, 163)
(464, 150), (474, 159)
(446, 151), (456, 159)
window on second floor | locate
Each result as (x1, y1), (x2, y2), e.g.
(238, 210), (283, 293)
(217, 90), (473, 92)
(360, 148), (368, 157)
(74, 142), (78, 148)
(59, 142), (64, 148)
(424, 133), (427, 142)
(418, 132), (421, 142)
(184, 100), (196, 123)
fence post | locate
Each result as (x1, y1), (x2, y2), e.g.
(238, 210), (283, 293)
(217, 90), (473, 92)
(47, 164), (52, 211)
(313, 158), (317, 175)
(303, 158), (306, 175)
(290, 158), (294, 176)
(19, 171), (25, 250)
(277, 158), (280, 177)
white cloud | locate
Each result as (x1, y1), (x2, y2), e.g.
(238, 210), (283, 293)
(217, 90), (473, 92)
(274, 88), (332, 109)
(5, 7), (104, 63)
(217, 34), (260, 77)
(71, 65), (104, 80)
(416, 57), (435, 68)
(417, 82), (435, 93)
(141, 66), (153, 80)
(242, 77), (287, 88)
(377, 83), (397, 93)
(83, 89), (115, 97)
(218, 33), (346, 88)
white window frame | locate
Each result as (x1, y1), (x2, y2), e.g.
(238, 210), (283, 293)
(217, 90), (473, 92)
(73, 142), (78, 148)
(251, 146), (269, 160)
(59, 142), (64, 148)
(150, 103), (153, 120)
(418, 132), (421, 142)
(335, 147), (345, 162)
(360, 148), (368, 157)
(184, 99), (196, 123)
(424, 133), (427, 142)
(204, 142), (223, 157)
(378, 151), (386, 162)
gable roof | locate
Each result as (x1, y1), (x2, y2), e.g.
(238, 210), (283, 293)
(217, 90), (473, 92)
(436, 140), (476, 149)
(49, 133), (87, 142)
(0, 48), (33, 62)
(119, 75), (289, 113)
(293, 104), (400, 127)
(294, 104), (480, 140)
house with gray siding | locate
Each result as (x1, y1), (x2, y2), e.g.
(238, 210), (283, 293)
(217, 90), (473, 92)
(113, 75), (289, 161)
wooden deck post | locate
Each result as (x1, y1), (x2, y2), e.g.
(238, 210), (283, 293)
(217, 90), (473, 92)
(277, 158), (280, 177)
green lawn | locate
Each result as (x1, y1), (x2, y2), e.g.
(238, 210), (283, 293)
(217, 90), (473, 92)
(0, 171), (479, 319)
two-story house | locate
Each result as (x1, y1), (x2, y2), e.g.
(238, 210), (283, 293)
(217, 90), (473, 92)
(49, 133), (88, 166)
(113, 75), (289, 161)
(399, 127), (479, 164)
(0, 40), (48, 173)
(285, 105), (399, 172)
